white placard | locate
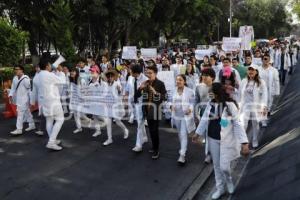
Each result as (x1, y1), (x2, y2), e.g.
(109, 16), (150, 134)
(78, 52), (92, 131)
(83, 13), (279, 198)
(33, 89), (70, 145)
(222, 37), (242, 52)
(195, 49), (213, 60)
(122, 46), (137, 60)
(197, 45), (209, 50)
(157, 71), (175, 102)
(141, 48), (157, 61)
(69, 83), (124, 118)
(239, 26), (254, 50)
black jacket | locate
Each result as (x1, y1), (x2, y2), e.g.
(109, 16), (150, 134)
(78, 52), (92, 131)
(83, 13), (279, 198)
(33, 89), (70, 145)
(137, 78), (167, 120)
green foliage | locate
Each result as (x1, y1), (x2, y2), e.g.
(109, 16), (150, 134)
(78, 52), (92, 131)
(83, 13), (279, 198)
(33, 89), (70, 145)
(43, 0), (75, 60)
(0, 18), (28, 66)
(0, 0), (294, 58)
(0, 67), (14, 81)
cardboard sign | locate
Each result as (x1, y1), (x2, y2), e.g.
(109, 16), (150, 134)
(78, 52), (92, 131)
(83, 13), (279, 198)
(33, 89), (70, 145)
(141, 48), (157, 61)
(157, 71), (175, 102)
(195, 49), (213, 60)
(222, 37), (242, 52)
(122, 46), (137, 60)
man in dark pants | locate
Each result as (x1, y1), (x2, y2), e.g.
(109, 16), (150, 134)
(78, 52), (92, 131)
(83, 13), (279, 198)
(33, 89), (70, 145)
(138, 65), (167, 159)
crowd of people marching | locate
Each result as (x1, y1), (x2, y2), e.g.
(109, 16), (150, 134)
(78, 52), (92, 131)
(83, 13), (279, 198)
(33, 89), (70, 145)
(7, 39), (299, 199)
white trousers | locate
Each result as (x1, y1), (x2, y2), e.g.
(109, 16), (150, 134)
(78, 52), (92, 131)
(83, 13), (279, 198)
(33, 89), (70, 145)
(46, 116), (64, 143)
(208, 137), (233, 191)
(243, 112), (259, 146)
(16, 107), (34, 130)
(174, 119), (188, 156)
(74, 111), (88, 129)
(134, 104), (147, 147)
(105, 118), (127, 140)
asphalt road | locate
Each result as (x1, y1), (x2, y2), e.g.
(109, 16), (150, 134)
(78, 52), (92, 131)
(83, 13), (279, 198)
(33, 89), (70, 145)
(0, 114), (209, 200)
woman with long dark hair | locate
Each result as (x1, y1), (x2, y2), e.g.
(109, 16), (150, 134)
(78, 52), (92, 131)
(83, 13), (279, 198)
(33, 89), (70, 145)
(171, 74), (196, 164)
(240, 65), (268, 148)
(185, 60), (199, 90)
(192, 82), (249, 200)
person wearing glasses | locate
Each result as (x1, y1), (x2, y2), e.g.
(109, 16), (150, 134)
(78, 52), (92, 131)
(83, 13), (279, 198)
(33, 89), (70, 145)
(138, 65), (167, 159)
(9, 65), (36, 135)
(257, 54), (280, 127)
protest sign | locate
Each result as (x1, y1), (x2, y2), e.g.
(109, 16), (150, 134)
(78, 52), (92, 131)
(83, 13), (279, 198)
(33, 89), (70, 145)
(141, 48), (157, 61)
(157, 71), (175, 101)
(69, 83), (124, 118)
(222, 37), (242, 52)
(122, 46), (137, 60)
(239, 26), (254, 50)
(195, 49), (213, 60)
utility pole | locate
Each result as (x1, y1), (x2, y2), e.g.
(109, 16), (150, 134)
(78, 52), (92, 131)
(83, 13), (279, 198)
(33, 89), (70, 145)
(229, 0), (232, 37)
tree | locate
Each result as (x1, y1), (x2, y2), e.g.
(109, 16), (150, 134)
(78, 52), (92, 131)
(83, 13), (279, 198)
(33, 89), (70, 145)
(0, 18), (28, 66)
(43, 0), (76, 60)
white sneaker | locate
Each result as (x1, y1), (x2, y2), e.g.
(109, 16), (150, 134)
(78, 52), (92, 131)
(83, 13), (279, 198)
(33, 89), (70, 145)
(144, 120), (148, 127)
(177, 155), (186, 164)
(92, 130), (102, 137)
(73, 128), (82, 134)
(212, 189), (225, 199)
(25, 125), (36, 132)
(128, 117), (134, 124)
(226, 179), (235, 194)
(261, 121), (268, 128)
(35, 130), (44, 136)
(10, 129), (23, 135)
(46, 142), (62, 151)
(143, 137), (148, 143)
(55, 140), (61, 145)
(252, 140), (259, 148)
(103, 139), (113, 146)
(204, 154), (212, 164)
(124, 129), (129, 139)
(132, 146), (142, 152)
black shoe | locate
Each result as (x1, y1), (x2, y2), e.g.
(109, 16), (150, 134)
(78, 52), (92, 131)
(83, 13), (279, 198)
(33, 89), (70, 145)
(152, 151), (160, 160)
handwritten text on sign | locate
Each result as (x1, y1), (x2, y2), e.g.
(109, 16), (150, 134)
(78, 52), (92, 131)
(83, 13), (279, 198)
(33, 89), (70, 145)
(222, 37), (242, 52)
(141, 48), (157, 61)
(122, 46), (137, 60)
(69, 83), (124, 118)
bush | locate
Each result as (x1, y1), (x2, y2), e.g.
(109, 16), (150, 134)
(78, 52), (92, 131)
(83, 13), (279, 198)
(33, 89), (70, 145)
(0, 67), (14, 81)
(0, 18), (28, 66)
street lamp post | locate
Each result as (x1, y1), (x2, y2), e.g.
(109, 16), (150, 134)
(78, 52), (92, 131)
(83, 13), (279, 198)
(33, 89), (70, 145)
(229, 0), (232, 37)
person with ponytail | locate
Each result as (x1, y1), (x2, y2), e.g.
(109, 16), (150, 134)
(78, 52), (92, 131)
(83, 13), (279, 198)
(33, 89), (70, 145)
(192, 82), (249, 199)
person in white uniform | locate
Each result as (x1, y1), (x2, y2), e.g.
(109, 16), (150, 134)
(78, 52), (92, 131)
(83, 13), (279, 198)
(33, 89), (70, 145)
(9, 65), (36, 135)
(170, 56), (185, 78)
(193, 82), (249, 199)
(102, 70), (129, 146)
(88, 66), (107, 138)
(257, 54), (280, 127)
(240, 65), (268, 148)
(130, 64), (149, 152)
(33, 58), (66, 151)
(31, 65), (44, 136)
(171, 74), (196, 164)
